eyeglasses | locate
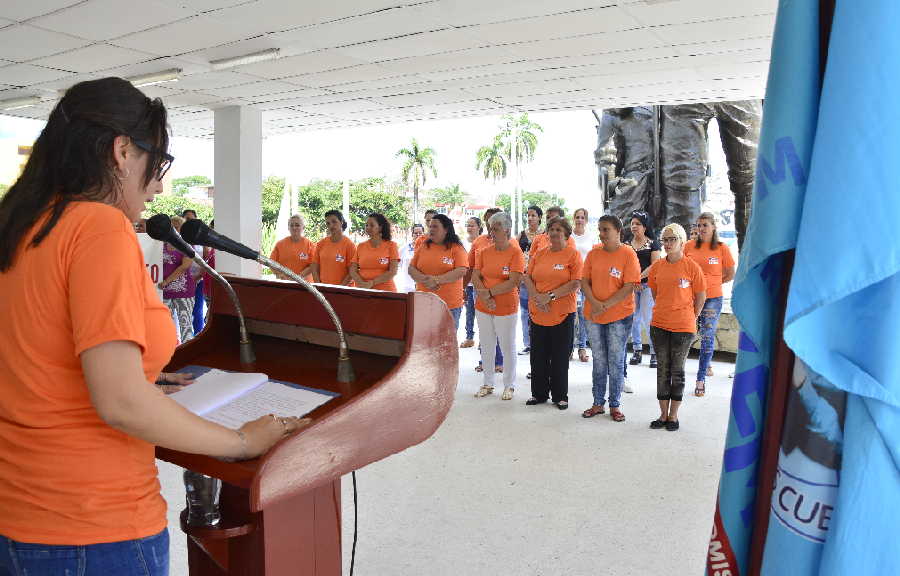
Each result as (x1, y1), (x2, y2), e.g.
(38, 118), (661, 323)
(661, 236), (679, 243)
(131, 137), (174, 181)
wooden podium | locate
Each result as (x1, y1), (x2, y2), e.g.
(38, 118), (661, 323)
(156, 276), (458, 575)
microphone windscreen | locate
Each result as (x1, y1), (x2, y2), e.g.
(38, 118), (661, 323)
(180, 218), (207, 245)
(145, 214), (173, 242)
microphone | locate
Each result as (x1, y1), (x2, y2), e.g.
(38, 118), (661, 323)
(146, 214), (255, 366)
(181, 219), (355, 383)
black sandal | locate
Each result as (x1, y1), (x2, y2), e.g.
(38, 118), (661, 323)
(526, 397), (547, 405)
(650, 419), (667, 429)
(665, 420), (680, 431)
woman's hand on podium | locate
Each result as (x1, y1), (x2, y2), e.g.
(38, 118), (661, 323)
(237, 415), (312, 459)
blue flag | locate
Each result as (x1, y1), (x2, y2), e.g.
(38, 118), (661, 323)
(707, 1), (822, 574)
(778, 1), (900, 574)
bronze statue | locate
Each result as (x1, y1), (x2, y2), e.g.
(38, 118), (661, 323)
(596, 100), (762, 249)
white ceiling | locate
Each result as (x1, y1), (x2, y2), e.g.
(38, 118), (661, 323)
(0, 0), (776, 139)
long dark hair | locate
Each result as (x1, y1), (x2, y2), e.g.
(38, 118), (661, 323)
(695, 211), (720, 250)
(0, 78), (168, 271)
(426, 214), (462, 248)
(368, 212), (391, 241)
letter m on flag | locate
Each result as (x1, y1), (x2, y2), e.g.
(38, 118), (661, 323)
(756, 137), (807, 200)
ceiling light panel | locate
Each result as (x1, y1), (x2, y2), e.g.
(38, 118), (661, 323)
(0, 24), (89, 63)
(30, 0), (187, 42)
(33, 44), (154, 74)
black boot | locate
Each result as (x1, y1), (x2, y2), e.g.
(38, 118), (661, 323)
(629, 350), (642, 365)
(649, 353), (658, 368)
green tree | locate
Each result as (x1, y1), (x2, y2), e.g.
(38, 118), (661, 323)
(424, 183), (467, 208)
(171, 175), (212, 197)
(475, 136), (507, 182)
(396, 138), (437, 224)
(261, 175), (286, 226)
(295, 178), (410, 241)
(496, 190), (566, 223)
(476, 114), (542, 233)
(143, 194), (213, 222)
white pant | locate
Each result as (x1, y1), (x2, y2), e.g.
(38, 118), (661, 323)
(475, 310), (518, 389)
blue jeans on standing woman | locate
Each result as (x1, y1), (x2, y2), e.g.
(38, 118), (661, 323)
(631, 284), (655, 355)
(573, 290), (589, 350)
(0, 529), (169, 576)
(464, 285), (477, 341)
(697, 296), (723, 383)
(588, 315), (633, 408)
(519, 287), (530, 349)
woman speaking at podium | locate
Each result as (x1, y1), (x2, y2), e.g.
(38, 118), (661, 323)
(0, 78), (306, 575)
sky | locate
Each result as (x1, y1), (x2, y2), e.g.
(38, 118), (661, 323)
(1, 107), (732, 223)
(1, 109), (606, 214)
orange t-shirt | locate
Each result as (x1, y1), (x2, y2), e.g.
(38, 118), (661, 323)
(529, 233), (575, 256)
(648, 256), (707, 333)
(352, 239), (400, 291)
(414, 234), (427, 250)
(410, 242), (468, 309)
(270, 236), (315, 282)
(0, 202), (177, 545)
(467, 234), (492, 268)
(684, 241), (735, 299)
(474, 243), (525, 316)
(582, 244), (641, 324)
(527, 246), (583, 326)
(313, 235), (356, 285)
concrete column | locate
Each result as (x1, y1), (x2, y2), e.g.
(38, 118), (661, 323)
(214, 106), (262, 277)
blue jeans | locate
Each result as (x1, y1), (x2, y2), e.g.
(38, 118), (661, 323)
(450, 307), (462, 332)
(631, 284), (655, 355)
(573, 290), (588, 350)
(0, 529), (169, 576)
(588, 315), (633, 408)
(519, 288), (530, 348)
(464, 285), (476, 340)
(697, 296), (723, 383)
(192, 280), (205, 334)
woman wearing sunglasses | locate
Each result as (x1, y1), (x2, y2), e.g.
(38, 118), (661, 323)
(646, 223), (707, 431)
(0, 78), (306, 575)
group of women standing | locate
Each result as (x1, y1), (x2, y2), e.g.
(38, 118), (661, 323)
(270, 205), (735, 431)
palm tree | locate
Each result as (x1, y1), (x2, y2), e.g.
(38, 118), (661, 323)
(474, 114), (542, 233)
(499, 113), (542, 234)
(396, 138), (437, 224)
(475, 136), (508, 183)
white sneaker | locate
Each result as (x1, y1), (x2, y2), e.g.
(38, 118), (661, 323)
(501, 387), (514, 401)
(623, 378), (633, 394)
(475, 385), (494, 398)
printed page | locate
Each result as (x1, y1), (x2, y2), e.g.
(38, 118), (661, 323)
(203, 381), (336, 429)
(169, 369), (268, 415)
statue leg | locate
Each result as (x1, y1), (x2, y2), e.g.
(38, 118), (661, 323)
(660, 104), (715, 232)
(713, 100), (763, 251)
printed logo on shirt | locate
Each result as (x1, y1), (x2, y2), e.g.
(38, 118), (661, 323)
(679, 278), (691, 289)
(553, 263), (566, 270)
(298, 252), (309, 260)
(441, 256), (455, 265)
(708, 257), (719, 265)
(379, 257), (389, 265)
(609, 266), (622, 279)
(502, 265), (510, 275)
(335, 254), (345, 263)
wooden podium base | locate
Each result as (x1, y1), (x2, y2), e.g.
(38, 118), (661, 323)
(184, 479), (342, 576)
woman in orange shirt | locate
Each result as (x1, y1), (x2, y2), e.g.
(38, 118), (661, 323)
(0, 78), (305, 575)
(524, 217), (583, 409)
(472, 212), (525, 401)
(409, 214), (469, 330)
(685, 212), (736, 396)
(350, 212), (400, 291)
(580, 215), (641, 422)
(270, 213), (315, 282)
(647, 223), (707, 431)
(312, 209), (356, 285)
